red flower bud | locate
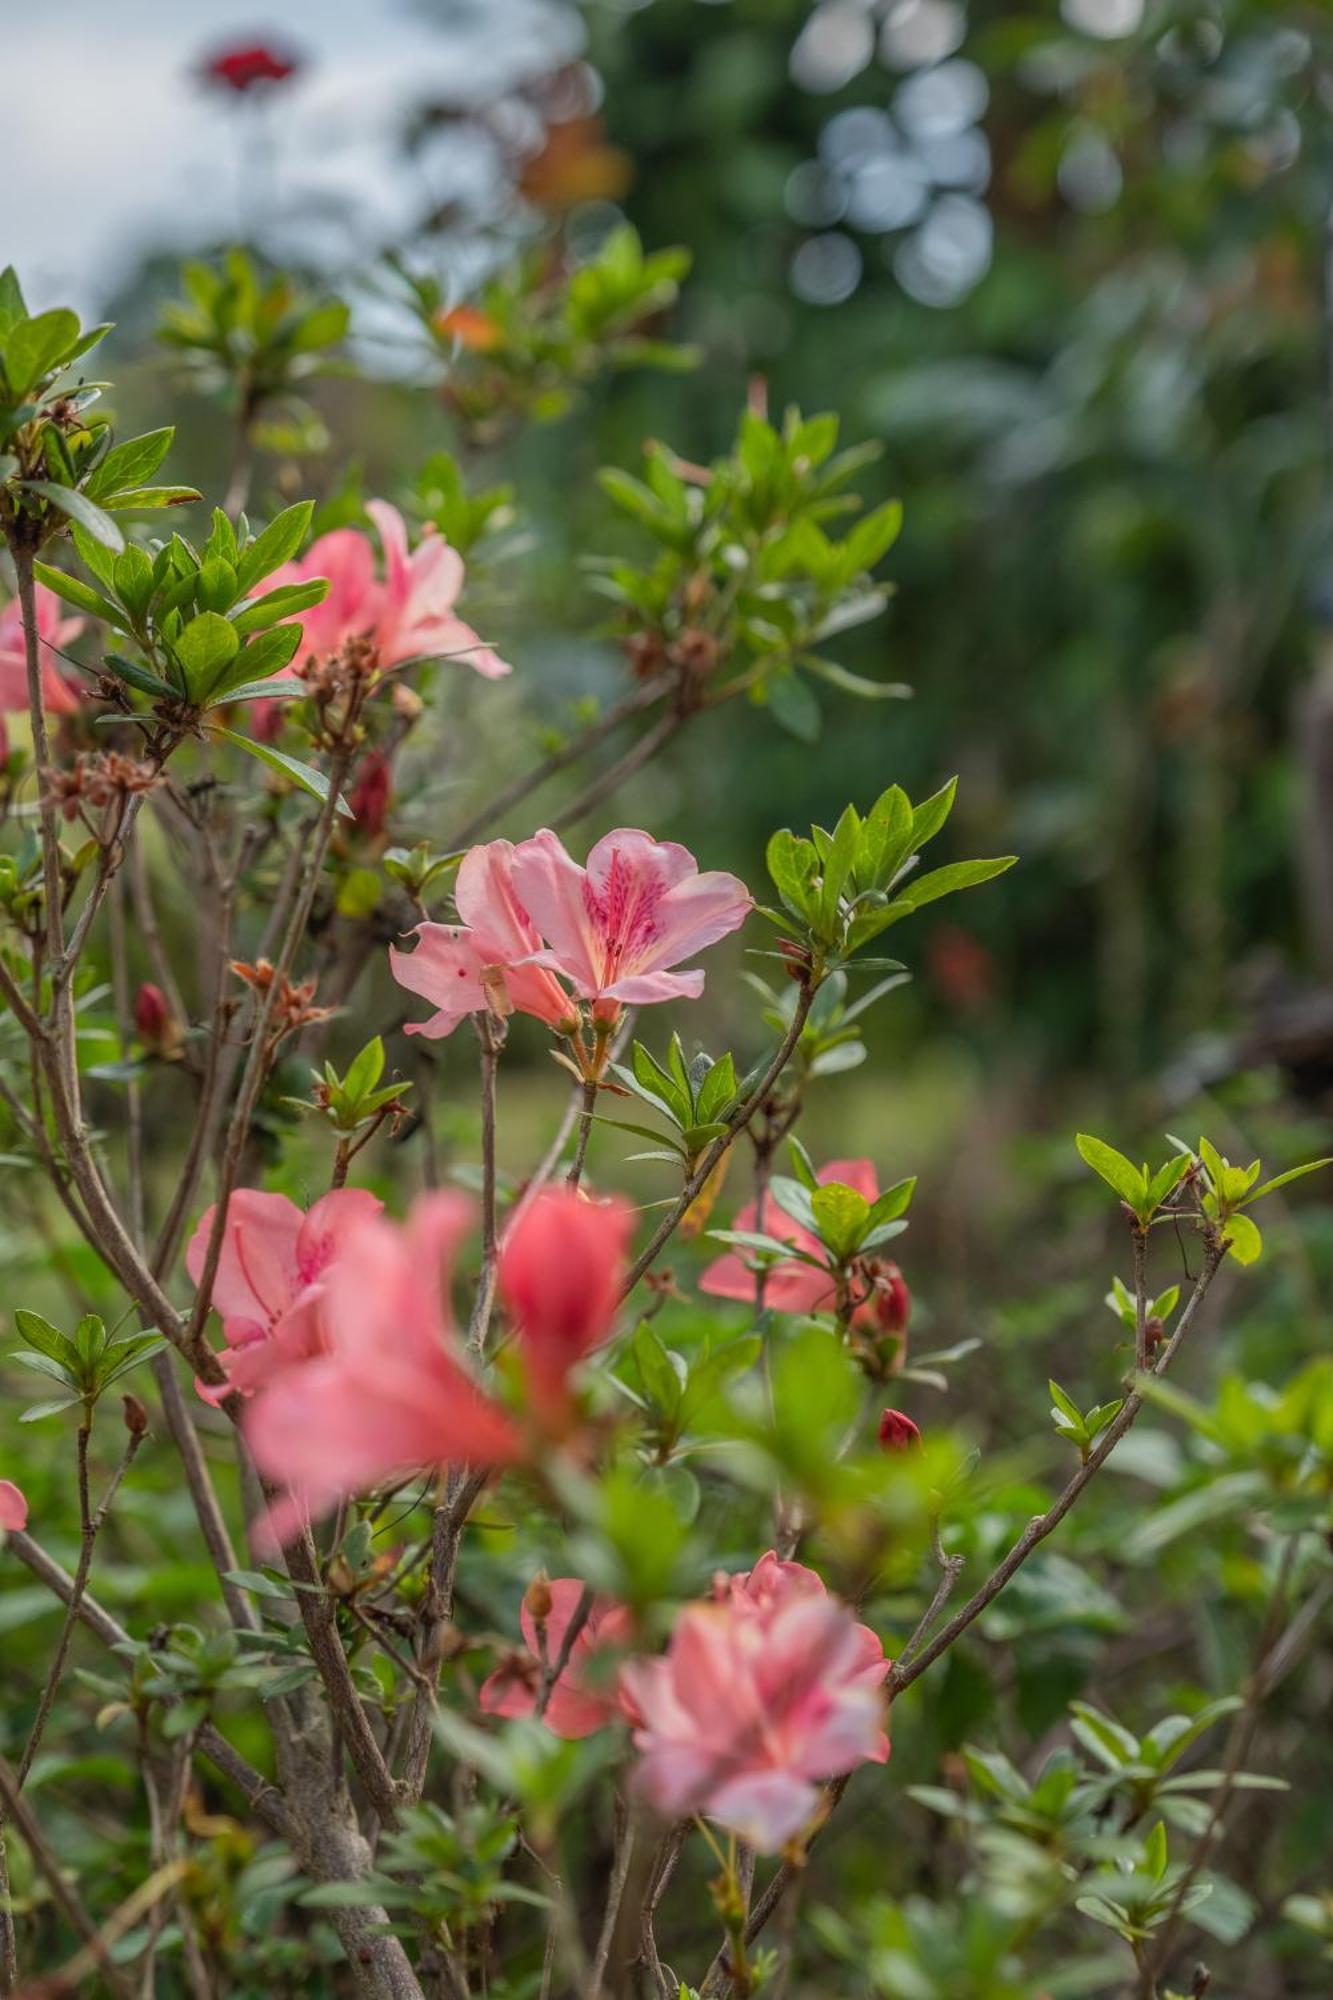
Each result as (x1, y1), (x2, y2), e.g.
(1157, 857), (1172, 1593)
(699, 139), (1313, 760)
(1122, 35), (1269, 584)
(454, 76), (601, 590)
(202, 41), (300, 92)
(134, 982), (182, 1058)
(348, 749), (392, 838)
(866, 1261), (911, 1338)
(878, 1408), (921, 1452)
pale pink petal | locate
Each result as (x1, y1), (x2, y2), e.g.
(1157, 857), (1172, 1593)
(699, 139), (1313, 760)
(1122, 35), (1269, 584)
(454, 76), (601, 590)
(584, 828), (698, 895)
(454, 842), (539, 960)
(0, 1479), (28, 1530)
(625, 869), (752, 979)
(390, 924), (490, 1038)
(705, 1769), (819, 1849)
(187, 1190), (304, 1335)
(509, 830), (603, 994)
(295, 1188), (383, 1284)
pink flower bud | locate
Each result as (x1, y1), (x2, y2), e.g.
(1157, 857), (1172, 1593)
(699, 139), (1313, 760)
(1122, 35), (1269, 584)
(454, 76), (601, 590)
(878, 1408), (921, 1452)
(498, 1187), (632, 1419)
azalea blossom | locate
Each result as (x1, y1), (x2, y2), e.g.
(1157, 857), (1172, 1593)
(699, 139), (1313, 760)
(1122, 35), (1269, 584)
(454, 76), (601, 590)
(245, 1193), (517, 1546)
(480, 1576), (634, 1738)
(701, 1157), (911, 1344)
(509, 827), (751, 1016)
(0, 588), (84, 718)
(187, 1186), (382, 1401)
(390, 839), (575, 1041)
(497, 1185), (632, 1414)
(267, 499), (508, 681)
(623, 1552), (889, 1851)
(0, 1479), (28, 1531)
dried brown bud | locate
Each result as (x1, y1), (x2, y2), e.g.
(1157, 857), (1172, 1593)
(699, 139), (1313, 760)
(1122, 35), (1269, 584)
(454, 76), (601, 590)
(121, 1393), (149, 1438)
(524, 1569), (554, 1628)
(624, 630), (668, 680)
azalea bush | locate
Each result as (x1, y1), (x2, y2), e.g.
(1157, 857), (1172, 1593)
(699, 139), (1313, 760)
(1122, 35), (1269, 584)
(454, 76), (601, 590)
(0, 166), (1332, 2000)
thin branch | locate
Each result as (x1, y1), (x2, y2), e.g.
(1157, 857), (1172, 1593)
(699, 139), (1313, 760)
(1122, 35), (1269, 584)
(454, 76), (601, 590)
(887, 1240), (1226, 1700)
(15, 1418), (144, 1787)
(566, 1077), (598, 1190)
(444, 676), (672, 850)
(0, 1751), (135, 1999)
(467, 1012), (506, 1357)
(621, 984), (816, 1299)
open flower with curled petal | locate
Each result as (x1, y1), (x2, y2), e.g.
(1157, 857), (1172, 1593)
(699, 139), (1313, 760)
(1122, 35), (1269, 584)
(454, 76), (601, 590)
(187, 1187), (382, 1402)
(622, 1552), (889, 1851)
(480, 1577), (634, 1739)
(509, 827), (750, 1020)
(390, 839), (577, 1040)
(267, 500), (508, 681)
(245, 1193), (518, 1548)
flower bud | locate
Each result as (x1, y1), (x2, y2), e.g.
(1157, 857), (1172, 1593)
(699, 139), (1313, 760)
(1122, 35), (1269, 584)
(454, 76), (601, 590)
(870, 1262), (911, 1338)
(134, 983), (182, 1059)
(878, 1408), (921, 1452)
(348, 749), (392, 838)
(524, 1569), (554, 1629)
(121, 1393), (149, 1438)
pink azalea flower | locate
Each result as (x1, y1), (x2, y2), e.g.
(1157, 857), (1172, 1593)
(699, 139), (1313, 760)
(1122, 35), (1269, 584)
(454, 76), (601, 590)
(497, 1186), (632, 1414)
(0, 1479), (28, 1531)
(509, 827), (751, 1016)
(267, 499), (509, 680)
(480, 1576), (634, 1739)
(713, 1550), (889, 1743)
(0, 588), (84, 717)
(187, 1187), (382, 1402)
(245, 1193), (518, 1547)
(390, 839), (576, 1041)
(622, 1553), (889, 1851)
(701, 1158), (912, 1343)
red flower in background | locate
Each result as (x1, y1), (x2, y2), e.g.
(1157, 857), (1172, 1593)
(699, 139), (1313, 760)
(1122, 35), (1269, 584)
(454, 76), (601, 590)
(202, 41), (301, 94)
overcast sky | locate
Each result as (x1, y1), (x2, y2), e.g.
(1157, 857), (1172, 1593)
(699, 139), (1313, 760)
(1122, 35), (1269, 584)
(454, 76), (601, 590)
(0, 0), (583, 312)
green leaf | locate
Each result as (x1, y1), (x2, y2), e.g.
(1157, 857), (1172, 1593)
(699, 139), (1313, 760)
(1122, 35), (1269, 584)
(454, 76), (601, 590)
(891, 855), (1017, 913)
(31, 561), (120, 626)
(811, 1181), (871, 1259)
(85, 428), (174, 500)
(801, 655), (910, 702)
(234, 501), (314, 594)
(1075, 1134), (1145, 1208)
(101, 484), (200, 511)
(1224, 1212), (1262, 1265)
(766, 669), (822, 742)
(766, 828), (818, 920)
(4, 309), (81, 394)
(174, 611), (239, 698)
(232, 578), (328, 636)
(1244, 1158), (1333, 1204)
(209, 725), (353, 817)
(13, 1310), (81, 1374)
(909, 776), (958, 850)
(21, 482), (125, 551)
